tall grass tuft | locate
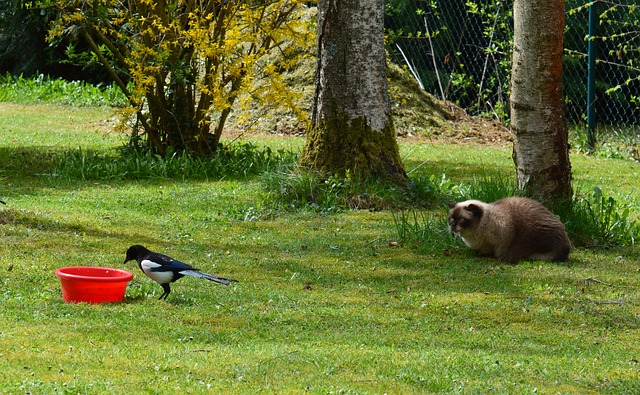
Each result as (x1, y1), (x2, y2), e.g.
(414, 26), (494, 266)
(260, 166), (344, 211)
(561, 187), (639, 248)
(51, 143), (298, 181)
(260, 168), (408, 212)
(457, 173), (521, 203)
(260, 169), (471, 213)
(391, 209), (458, 253)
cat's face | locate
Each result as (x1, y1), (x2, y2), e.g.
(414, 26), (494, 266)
(448, 202), (483, 234)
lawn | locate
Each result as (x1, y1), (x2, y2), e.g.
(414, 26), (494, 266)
(0, 102), (639, 394)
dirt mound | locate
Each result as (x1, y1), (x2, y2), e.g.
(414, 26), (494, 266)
(387, 63), (511, 146)
(225, 58), (511, 146)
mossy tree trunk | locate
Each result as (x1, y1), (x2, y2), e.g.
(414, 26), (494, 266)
(510, 0), (572, 202)
(299, 0), (407, 185)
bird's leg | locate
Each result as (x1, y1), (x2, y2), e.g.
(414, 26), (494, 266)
(159, 284), (171, 300)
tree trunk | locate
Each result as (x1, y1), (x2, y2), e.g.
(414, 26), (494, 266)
(510, 0), (572, 202)
(299, 0), (406, 185)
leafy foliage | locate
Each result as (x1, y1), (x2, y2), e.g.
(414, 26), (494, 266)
(385, 0), (640, 136)
(385, 0), (513, 120)
(0, 0), (51, 76)
(0, 73), (126, 106)
(569, 124), (640, 161)
(42, 0), (314, 155)
(567, 186), (639, 247)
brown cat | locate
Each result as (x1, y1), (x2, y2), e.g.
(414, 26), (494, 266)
(448, 197), (571, 263)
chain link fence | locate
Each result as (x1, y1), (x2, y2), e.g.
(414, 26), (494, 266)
(385, 0), (639, 155)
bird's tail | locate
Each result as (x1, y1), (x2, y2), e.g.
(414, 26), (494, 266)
(180, 270), (238, 285)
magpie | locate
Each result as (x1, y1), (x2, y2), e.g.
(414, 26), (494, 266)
(123, 245), (238, 300)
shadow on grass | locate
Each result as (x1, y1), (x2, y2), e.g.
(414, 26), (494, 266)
(0, 208), (159, 247)
(0, 145), (57, 178)
(1, 142), (297, 183)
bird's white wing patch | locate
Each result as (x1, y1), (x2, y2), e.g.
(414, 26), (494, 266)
(140, 259), (173, 285)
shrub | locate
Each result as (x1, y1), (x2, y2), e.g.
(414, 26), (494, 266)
(43, 0), (314, 155)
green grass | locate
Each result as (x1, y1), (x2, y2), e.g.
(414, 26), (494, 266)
(0, 73), (127, 107)
(569, 124), (640, 162)
(1, 102), (640, 394)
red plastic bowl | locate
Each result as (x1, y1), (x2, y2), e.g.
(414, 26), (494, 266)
(55, 266), (133, 304)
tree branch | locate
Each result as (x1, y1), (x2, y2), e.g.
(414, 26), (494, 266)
(80, 27), (152, 138)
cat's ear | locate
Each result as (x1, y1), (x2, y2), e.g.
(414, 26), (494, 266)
(466, 203), (483, 217)
(447, 202), (456, 209)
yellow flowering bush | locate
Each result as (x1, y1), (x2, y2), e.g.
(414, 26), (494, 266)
(44, 0), (314, 155)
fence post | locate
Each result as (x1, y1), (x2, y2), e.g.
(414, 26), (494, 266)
(586, 1), (599, 150)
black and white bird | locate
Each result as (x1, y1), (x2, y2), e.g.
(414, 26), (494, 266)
(123, 245), (238, 300)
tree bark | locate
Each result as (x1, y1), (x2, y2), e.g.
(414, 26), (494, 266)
(510, 0), (572, 202)
(299, 0), (406, 185)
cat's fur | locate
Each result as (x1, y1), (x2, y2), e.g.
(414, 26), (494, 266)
(448, 197), (570, 263)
